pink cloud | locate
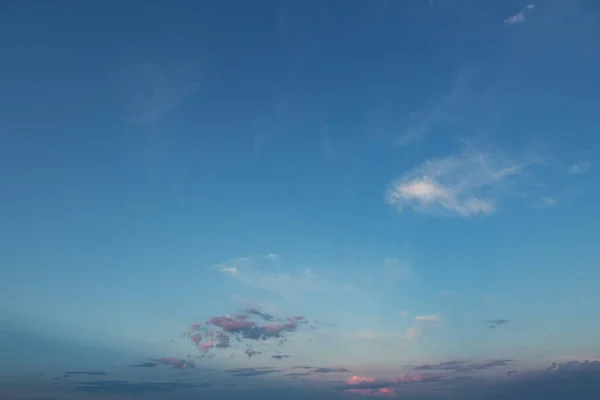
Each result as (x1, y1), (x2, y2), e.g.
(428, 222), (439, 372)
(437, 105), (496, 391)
(346, 388), (396, 396)
(288, 315), (306, 321)
(182, 323), (201, 337)
(208, 316), (257, 332)
(347, 375), (376, 384)
(198, 339), (214, 351)
(189, 333), (203, 344)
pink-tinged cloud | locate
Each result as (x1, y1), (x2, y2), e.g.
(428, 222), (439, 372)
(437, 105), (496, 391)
(208, 316), (257, 332)
(346, 388), (396, 396)
(198, 339), (214, 351)
(182, 323), (202, 337)
(189, 333), (203, 344)
(335, 373), (444, 393)
(180, 309), (313, 361)
(245, 347), (261, 358)
(347, 375), (376, 384)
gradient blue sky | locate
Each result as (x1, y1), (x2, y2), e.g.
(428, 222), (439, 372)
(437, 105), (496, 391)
(1, 0), (600, 398)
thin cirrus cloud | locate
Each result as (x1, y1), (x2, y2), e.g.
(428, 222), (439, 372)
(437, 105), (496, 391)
(214, 255), (365, 304)
(414, 315), (441, 329)
(405, 327), (421, 342)
(504, 4), (535, 25)
(395, 112), (429, 147)
(415, 315), (440, 323)
(214, 256), (322, 302)
(568, 162), (592, 174)
(385, 144), (531, 217)
(404, 315), (442, 341)
(537, 197), (557, 208)
(485, 319), (510, 329)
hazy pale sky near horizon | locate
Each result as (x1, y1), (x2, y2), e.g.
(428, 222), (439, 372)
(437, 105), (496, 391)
(1, 0), (600, 398)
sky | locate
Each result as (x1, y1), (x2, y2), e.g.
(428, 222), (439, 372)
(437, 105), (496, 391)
(1, 0), (600, 399)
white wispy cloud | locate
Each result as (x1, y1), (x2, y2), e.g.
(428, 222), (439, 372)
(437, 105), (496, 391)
(406, 315), (442, 339)
(568, 162), (591, 174)
(385, 144), (530, 217)
(121, 59), (203, 125)
(400, 311), (409, 317)
(321, 130), (337, 159)
(214, 255), (358, 303)
(504, 4), (535, 25)
(395, 113), (429, 147)
(405, 327), (421, 341)
(415, 315), (441, 323)
(440, 291), (456, 296)
(537, 197), (557, 208)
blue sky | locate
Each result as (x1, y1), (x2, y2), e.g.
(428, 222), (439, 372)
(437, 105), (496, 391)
(1, 0), (600, 398)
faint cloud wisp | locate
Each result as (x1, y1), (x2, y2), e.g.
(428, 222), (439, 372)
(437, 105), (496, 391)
(385, 144), (528, 217)
(504, 4), (535, 25)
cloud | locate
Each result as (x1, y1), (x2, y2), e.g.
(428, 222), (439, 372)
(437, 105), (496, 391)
(174, 308), (311, 363)
(345, 387), (397, 396)
(313, 367), (351, 373)
(150, 357), (195, 369)
(334, 372), (445, 395)
(347, 375), (376, 384)
(207, 315), (303, 340)
(400, 311), (409, 317)
(413, 360), (472, 371)
(214, 256), (326, 302)
(440, 291), (455, 296)
(405, 327), (421, 341)
(75, 380), (206, 394)
(504, 4), (534, 25)
(321, 131), (337, 159)
(537, 197), (557, 208)
(244, 347), (261, 358)
(415, 315), (442, 330)
(244, 307), (275, 321)
(404, 315), (441, 342)
(568, 162), (592, 174)
(63, 371), (107, 377)
(129, 362), (158, 368)
(286, 372), (311, 376)
(412, 359), (513, 372)
(504, 11), (525, 25)
(119, 58), (203, 126)
(485, 319), (510, 329)
(395, 116), (429, 147)
(225, 367), (281, 377)
(415, 315), (441, 323)
(385, 144), (527, 216)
